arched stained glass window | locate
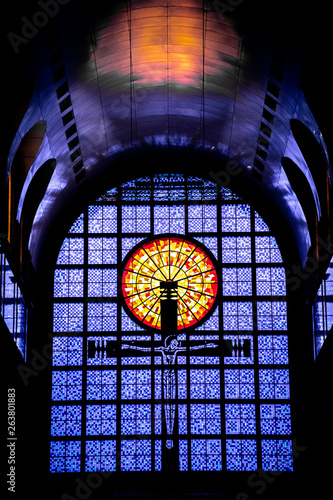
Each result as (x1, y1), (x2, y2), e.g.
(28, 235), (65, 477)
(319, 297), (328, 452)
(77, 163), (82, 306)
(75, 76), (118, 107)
(50, 174), (293, 474)
(122, 236), (218, 330)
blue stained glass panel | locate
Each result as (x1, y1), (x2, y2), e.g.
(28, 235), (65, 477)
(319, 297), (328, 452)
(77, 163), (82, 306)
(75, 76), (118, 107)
(52, 336), (83, 366)
(85, 440), (117, 472)
(225, 369), (255, 399)
(122, 205), (150, 233)
(87, 303), (117, 332)
(178, 404), (187, 435)
(154, 205), (185, 234)
(254, 212), (269, 232)
(51, 175), (291, 475)
(88, 237), (117, 265)
(121, 439), (152, 471)
(52, 370), (82, 401)
(87, 269), (118, 298)
(86, 404), (117, 436)
(69, 214), (84, 234)
(226, 439), (257, 471)
(56, 238), (84, 265)
(154, 404), (162, 434)
(222, 237), (251, 263)
(190, 404), (221, 435)
(53, 303), (84, 333)
(50, 441), (81, 473)
(223, 302), (253, 330)
(188, 205), (217, 233)
(51, 405), (82, 436)
(225, 404), (256, 434)
(191, 439), (222, 471)
(256, 267), (286, 296)
(257, 301), (287, 331)
(155, 440), (162, 471)
(122, 238), (145, 261)
(258, 335), (289, 365)
(221, 204), (251, 233)
(255, 236), (282, 263)
(178, 370), (187, 399)
(261, 439), (293, 471)
(121, 369), (151, 400)
(190, 369), (220, 399)
(260, 404), (291, 435)
(179, 440), (188, 471)
(121, 404), (151, 435)
(87, 370), (117, 400)
(88, 205), (117, 233)
(259, 369), (290, 399)
(222, 268), (252, 296)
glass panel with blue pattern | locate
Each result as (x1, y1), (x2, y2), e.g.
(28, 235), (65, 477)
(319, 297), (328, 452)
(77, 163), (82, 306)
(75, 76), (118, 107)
(50, 175), (293, 474)
(314, 257), (333, 357)
(0, 249), (27, 359)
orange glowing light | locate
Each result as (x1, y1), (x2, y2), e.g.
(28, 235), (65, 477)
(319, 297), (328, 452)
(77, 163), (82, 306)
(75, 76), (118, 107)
(93, 0), (239, 85)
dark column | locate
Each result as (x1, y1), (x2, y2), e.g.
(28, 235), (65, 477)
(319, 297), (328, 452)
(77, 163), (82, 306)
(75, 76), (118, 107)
(160, 280), (179, 472)
(160, 281), (178, 337)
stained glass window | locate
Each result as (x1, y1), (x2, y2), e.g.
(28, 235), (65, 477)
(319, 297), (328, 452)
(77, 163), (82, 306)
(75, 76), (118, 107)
(50, 174), (293, 474)
(314, 257), (333, 357)
(0, 248), (27, 359)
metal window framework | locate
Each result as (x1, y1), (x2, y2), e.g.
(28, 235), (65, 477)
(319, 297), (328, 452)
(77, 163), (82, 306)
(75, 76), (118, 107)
(50, 174), (292, 473)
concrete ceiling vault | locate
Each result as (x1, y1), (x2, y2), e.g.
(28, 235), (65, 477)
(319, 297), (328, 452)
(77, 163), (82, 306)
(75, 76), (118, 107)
(1, 0), (332, 272)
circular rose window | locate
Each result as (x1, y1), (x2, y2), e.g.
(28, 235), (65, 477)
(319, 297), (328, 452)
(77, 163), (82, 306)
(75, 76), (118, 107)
(122, 235), (218, 330)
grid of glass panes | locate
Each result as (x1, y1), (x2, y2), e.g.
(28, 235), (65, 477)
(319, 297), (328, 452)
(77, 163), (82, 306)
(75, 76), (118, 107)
(314, 258), (333, 357)
(50, 174), (292, 473)
(0, 248), (27, 359)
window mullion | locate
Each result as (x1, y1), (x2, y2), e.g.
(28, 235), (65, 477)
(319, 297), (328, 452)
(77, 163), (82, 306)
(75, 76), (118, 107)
(80, 207), (89, 473)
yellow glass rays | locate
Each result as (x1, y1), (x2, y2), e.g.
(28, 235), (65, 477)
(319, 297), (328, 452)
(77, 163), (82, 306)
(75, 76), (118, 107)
(122, 236), (218, 329)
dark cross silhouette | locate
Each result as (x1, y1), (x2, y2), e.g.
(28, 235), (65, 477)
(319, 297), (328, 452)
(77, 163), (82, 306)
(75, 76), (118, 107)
(88, 336), (251, 363)
(87, 277), (251, 471)
(121, 335), (218, 450)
